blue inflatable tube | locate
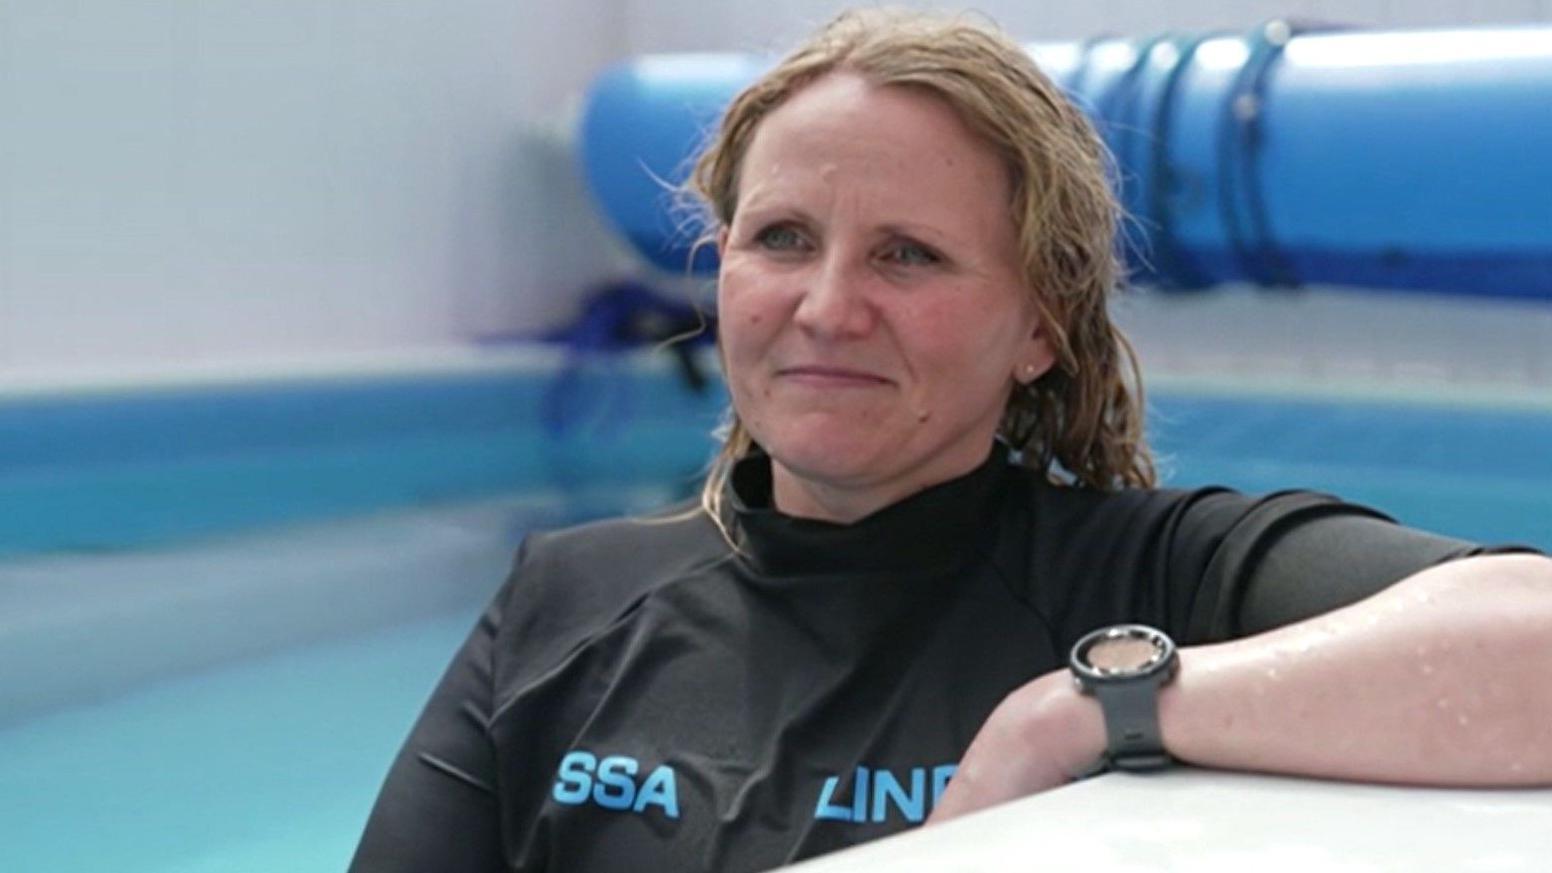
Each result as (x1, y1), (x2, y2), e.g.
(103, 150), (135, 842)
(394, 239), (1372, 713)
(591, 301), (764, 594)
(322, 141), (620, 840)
(578, 23), (1552, 300)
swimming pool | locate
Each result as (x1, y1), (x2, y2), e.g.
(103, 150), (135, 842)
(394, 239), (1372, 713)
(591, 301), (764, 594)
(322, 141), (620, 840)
(2, 358), (1548, 872)
(2, 611), (478, 872)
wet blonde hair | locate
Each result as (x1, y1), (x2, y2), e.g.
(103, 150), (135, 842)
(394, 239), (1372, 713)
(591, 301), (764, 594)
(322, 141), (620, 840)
(687, 8), (1155, 527)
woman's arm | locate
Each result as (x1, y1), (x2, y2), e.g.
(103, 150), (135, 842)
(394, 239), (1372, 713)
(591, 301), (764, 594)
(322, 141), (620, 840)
(349, 574), (512, 872)
(930, 553), (1552, 823)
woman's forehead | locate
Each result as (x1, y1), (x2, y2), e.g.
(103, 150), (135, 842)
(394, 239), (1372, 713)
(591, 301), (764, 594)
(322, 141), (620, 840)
(748, 74), (997, 171)
(736, 73), (1013, 225)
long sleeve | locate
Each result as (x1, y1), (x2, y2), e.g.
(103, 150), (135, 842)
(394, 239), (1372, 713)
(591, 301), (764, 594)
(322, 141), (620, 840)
(348, 552), (523, 873)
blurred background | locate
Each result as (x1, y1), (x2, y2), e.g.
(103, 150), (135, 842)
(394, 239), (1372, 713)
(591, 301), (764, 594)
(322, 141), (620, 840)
(2, 2), (1550, 871)
(3, 0), (1550, 378)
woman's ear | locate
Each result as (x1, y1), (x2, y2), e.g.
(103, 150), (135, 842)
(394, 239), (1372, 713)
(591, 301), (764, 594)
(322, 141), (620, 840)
(1013, 322), (1056, 385)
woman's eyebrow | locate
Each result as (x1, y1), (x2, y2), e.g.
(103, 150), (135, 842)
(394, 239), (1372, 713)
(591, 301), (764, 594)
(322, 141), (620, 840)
(878, 222), (958, 247)
(735, 199), (819, 228)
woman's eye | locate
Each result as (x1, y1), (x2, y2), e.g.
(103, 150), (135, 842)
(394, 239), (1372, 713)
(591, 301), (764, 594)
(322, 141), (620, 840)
(755, 225), (806, 251)
(883, 242), (941, 267)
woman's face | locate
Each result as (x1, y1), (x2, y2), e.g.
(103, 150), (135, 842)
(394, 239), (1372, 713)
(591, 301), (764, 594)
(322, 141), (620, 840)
(717, 73), (1053, 522)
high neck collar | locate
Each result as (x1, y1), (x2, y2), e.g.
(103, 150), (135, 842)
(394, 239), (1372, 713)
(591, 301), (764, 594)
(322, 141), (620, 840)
(726, 447), (1011, 578)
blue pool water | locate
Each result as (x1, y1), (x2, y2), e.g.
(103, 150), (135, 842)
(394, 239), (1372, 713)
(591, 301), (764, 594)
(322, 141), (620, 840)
(0, 612), (482, 872)
(1152, 392), (1552, 549)
(1, 370), (1548, 872)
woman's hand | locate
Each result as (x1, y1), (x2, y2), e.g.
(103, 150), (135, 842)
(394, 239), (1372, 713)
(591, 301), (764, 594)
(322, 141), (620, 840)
(927, 668), (1107, 824)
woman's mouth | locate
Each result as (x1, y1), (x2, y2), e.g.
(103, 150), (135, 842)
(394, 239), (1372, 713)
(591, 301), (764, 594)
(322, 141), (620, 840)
(776, 365), (893, 387)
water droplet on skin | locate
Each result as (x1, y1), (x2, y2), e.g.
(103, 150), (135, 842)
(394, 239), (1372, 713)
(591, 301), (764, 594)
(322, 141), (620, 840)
(1265, 667), (1280, 681)
(1436, 698), (1452, 710)
(1457, 714), (1470, 726)
(1509, 762), (1525, 774)
(1420, 663), (1435, 675)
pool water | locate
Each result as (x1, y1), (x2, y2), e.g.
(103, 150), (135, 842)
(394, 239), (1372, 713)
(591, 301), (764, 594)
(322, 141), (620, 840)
(1, 385), (1548, 872)
(1152, 392), (1552, 549)
(0, 611), (481, 872)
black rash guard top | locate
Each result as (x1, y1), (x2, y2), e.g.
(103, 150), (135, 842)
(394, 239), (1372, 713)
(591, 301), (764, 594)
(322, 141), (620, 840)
(349, 448), (1499, 873)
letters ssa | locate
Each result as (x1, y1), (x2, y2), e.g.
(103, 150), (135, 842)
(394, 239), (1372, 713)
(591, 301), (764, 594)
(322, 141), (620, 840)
(551, 751), (680, 819)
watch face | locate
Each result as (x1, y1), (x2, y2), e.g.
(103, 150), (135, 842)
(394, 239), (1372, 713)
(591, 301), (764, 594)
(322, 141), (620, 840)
(1072, 624), (1175, 681)
(1086, 635), (1163, 674)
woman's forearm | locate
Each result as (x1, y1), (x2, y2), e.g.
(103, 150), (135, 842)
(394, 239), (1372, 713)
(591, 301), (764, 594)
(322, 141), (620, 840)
(931, 554), (1552, 824)
(1161, 553), (1552, 785)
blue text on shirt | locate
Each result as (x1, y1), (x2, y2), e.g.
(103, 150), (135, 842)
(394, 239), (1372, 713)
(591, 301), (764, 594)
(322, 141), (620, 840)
(551, 751), (681, 819)
(814, 764), (958, 823)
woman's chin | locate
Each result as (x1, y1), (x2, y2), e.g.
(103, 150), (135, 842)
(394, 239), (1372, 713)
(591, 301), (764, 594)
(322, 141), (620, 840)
(764, 439), (893, 493)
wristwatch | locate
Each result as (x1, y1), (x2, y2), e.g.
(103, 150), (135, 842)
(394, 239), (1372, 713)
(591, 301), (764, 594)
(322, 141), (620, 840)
(1069, 623), (1179, 772)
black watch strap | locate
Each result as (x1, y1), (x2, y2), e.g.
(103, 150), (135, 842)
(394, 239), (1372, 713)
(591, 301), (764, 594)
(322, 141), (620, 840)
(1070, 624), (1179, 773)
(1091, 680), (1172, 770)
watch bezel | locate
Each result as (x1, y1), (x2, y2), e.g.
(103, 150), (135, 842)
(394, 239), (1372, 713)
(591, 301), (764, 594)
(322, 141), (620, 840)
(1070, 624), (1178, 686)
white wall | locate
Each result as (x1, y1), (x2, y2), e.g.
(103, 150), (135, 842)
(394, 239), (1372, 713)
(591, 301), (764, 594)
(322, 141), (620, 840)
(0, 0), (628, 380)
(3, 1), (1548, 381)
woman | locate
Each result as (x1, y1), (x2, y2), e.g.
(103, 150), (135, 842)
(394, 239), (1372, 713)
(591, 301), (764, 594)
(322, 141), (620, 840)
(351, 10), (1552, 872)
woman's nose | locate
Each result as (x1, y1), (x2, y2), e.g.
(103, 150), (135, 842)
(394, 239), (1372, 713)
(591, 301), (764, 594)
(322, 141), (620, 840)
(792, 254), (876, 339)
